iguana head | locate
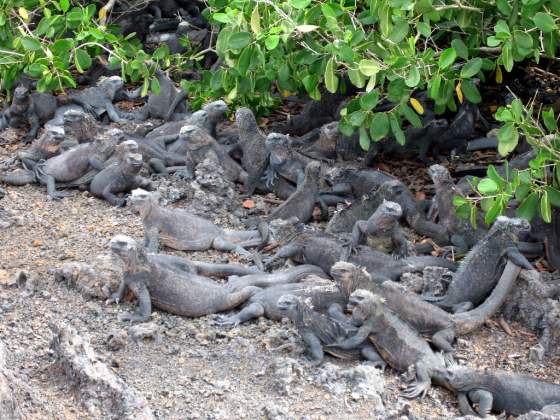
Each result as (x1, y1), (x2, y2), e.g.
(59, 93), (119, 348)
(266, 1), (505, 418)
(97, 76), (124, 98)
(265, 133), (289, 150)
(376, 200), (403, 220)
(176, 21), (191, 36)
(110, 234), (148, 272)
(378, 179), (407, 201)
(45, 126), (65, 142)
(13, 85), (29, 101)
(432, 366), (479, 392)
(277, 294), (300, 313)
(428, 164), (453, 187)
(330, 261), (372, 299)
(122, 153), (143, 174)
(491, 216), (531, 237)
(107, 128), (125, 143)
(426, 118), (449, 132)
(130, 188), (158, 214)
(304, 161), (321, 179)
(63, 109), (86, 124)
(115, 140), (139, 161)
(202, 100), (228, 123)
(189, 110), (209, 130)
(347, 289), (385, 321)
(180, 124), (213, 149)
(235, 107), (258, 132)
(321, 121), (339, 140)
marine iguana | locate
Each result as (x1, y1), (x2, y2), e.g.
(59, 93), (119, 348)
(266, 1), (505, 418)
(130, 189), (266, 257)
(145, 21), (208, 55)
(349, 200), (409, 258)
(330, 260), (521, 360)
(16, 126), (65, 170)
(268, 161), (325, 223)
(178, 125), (247, 184)
(124, 69), (188, 121)
(333, 289), (447, 398)
(0, 138), (116, 199)
(276, 294), (386, 367)
(89, 153), (152, 206)
(0, 85), (57, 142)
(431, 216), (534, 312)
(428, 164), (485, 251)
(268, 231), (456, 280)
(61, 76), (128, 123)
(215, 280), (345, 327)
(234, 107), (270, 195)
(125, 133), (191, 176)
(290, 121), (362, 161)
(108, 235), (262, 321)
(433, 366), (560, 417)
(61, 109), (98, 144)
(281, 92), (346, 136)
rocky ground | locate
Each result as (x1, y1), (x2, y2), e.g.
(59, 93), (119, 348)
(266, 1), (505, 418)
(1, 133), (560, 419)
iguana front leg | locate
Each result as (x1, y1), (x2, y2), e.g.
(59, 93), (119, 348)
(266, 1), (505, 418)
(144, 227), (160, 253)
(467, 389), (493, 417)
(215, 302), (265, 327)
(107, 278), (128, 304)
(361, 344), (387, 370)
(24, 109), (39, 142)
(119, 275), (152, 323)
(164, 89), (188, 121)
(88, 156), (106, 171)
(506, 246), (534, 270)
(350, 220), (367, 250)
(102, 183), (126, 207)
(401, 361), (431, 399)
(392, 230), (410, 259)
(329, 323), (373, 350)
(104, 101), (127, 124)
(302, 331), (324, 366)
(457, 392), (480, 417)
(45, 175), (72, 200)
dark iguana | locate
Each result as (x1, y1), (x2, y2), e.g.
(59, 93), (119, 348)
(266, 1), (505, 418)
(124, 69), (188, 122)
(268, 161), (324, 223)
(60, 76), (128, 123)
(433, 366), (560, 417)
(89, 153), (152, 206)
(276, 293), (386, 367)
(178, 125), (247, 184)
(332, 289), (447, 398)
(349, 200), (409, 258)
(234, 107), (270, 195)
(430, 216), (534, 312)
(61, 108), (98, 145)
(0, 139), (116, 199)
(0, 85), (57, 142)
(428, 164), (485, 251)
(108, 235), (262, 322)
(268, 231), (456, 281)
(331, 260), (521, 361)
(130, 189), (266, 256)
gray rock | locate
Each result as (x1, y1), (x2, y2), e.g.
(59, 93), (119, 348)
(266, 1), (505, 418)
(529, 343), (545, 362)
(107, 329), (128, 351)
(128, 322), (162, 345)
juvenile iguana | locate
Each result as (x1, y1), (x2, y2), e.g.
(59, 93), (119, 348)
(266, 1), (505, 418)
(433, 366), (560, 417)
(130, 189), (266, 257)
(349, 200), (409, 258)
(89, 153), (153, 206)
(16, 126), (65, 170)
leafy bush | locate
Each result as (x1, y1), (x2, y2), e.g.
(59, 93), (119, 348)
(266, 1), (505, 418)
(0, 0), (157, 96)
(455, 99), (560, 226)
(203, 0), (560, 146)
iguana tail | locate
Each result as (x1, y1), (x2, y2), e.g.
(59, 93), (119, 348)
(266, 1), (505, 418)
(453, 260), (520, 335)
(0, 169), (35, 185)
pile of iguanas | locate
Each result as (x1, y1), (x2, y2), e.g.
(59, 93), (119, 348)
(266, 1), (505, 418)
(2, 69), (560, 418)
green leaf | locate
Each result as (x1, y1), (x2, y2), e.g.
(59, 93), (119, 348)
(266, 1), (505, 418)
(388, 21), (409, 44)
(497, 122), (519, 156)
(250, 7), (261, 34)
(20, 37), (41, 51)
(348, 69), (366, 88)
(359, 91), (380, 111)
(349, 110), (366, 126)
(390, 114), (405, 145)
(237, 46), (253, 76)
(324, 57), (338, 93)
(438, 48), (457, 70)
(417, 22), (431, 38)
(405, 66), (420, 87)
(212, 13), (231, 23)
(453, 195), (468, 206)
(515, 184), (531, 201)
(359, 126), (370, 151)
(485, 197), (503, 225)
(358, 59), (381, 77)
(516, 192), (539, 220)
(150, 76), (160, 95)
(451, 39), (469, 59)
(495, 19), (511, 36)
(400, 104), (422, 128)
(540, 191), (552, 223)
(321, 3), (336, 18)
(455, 203), (471, 220)
(533, 12), (557, 33)
(370, 113), (390, 141)
(542, 108), (558, 132)
(60, 0), (70, 12)
(546, 186), (560, 208)
(228, 32), (252, 49)
(460, 58), (483, 78)
(460, 79), (482, 103)
(486, 164), (505, 189)
(74, 49), (92, 73)
(291, 0), (312, 9)
(477, 178), (499, 195)
(338, 121), (354, 137)
(265, 35), (280, 50)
